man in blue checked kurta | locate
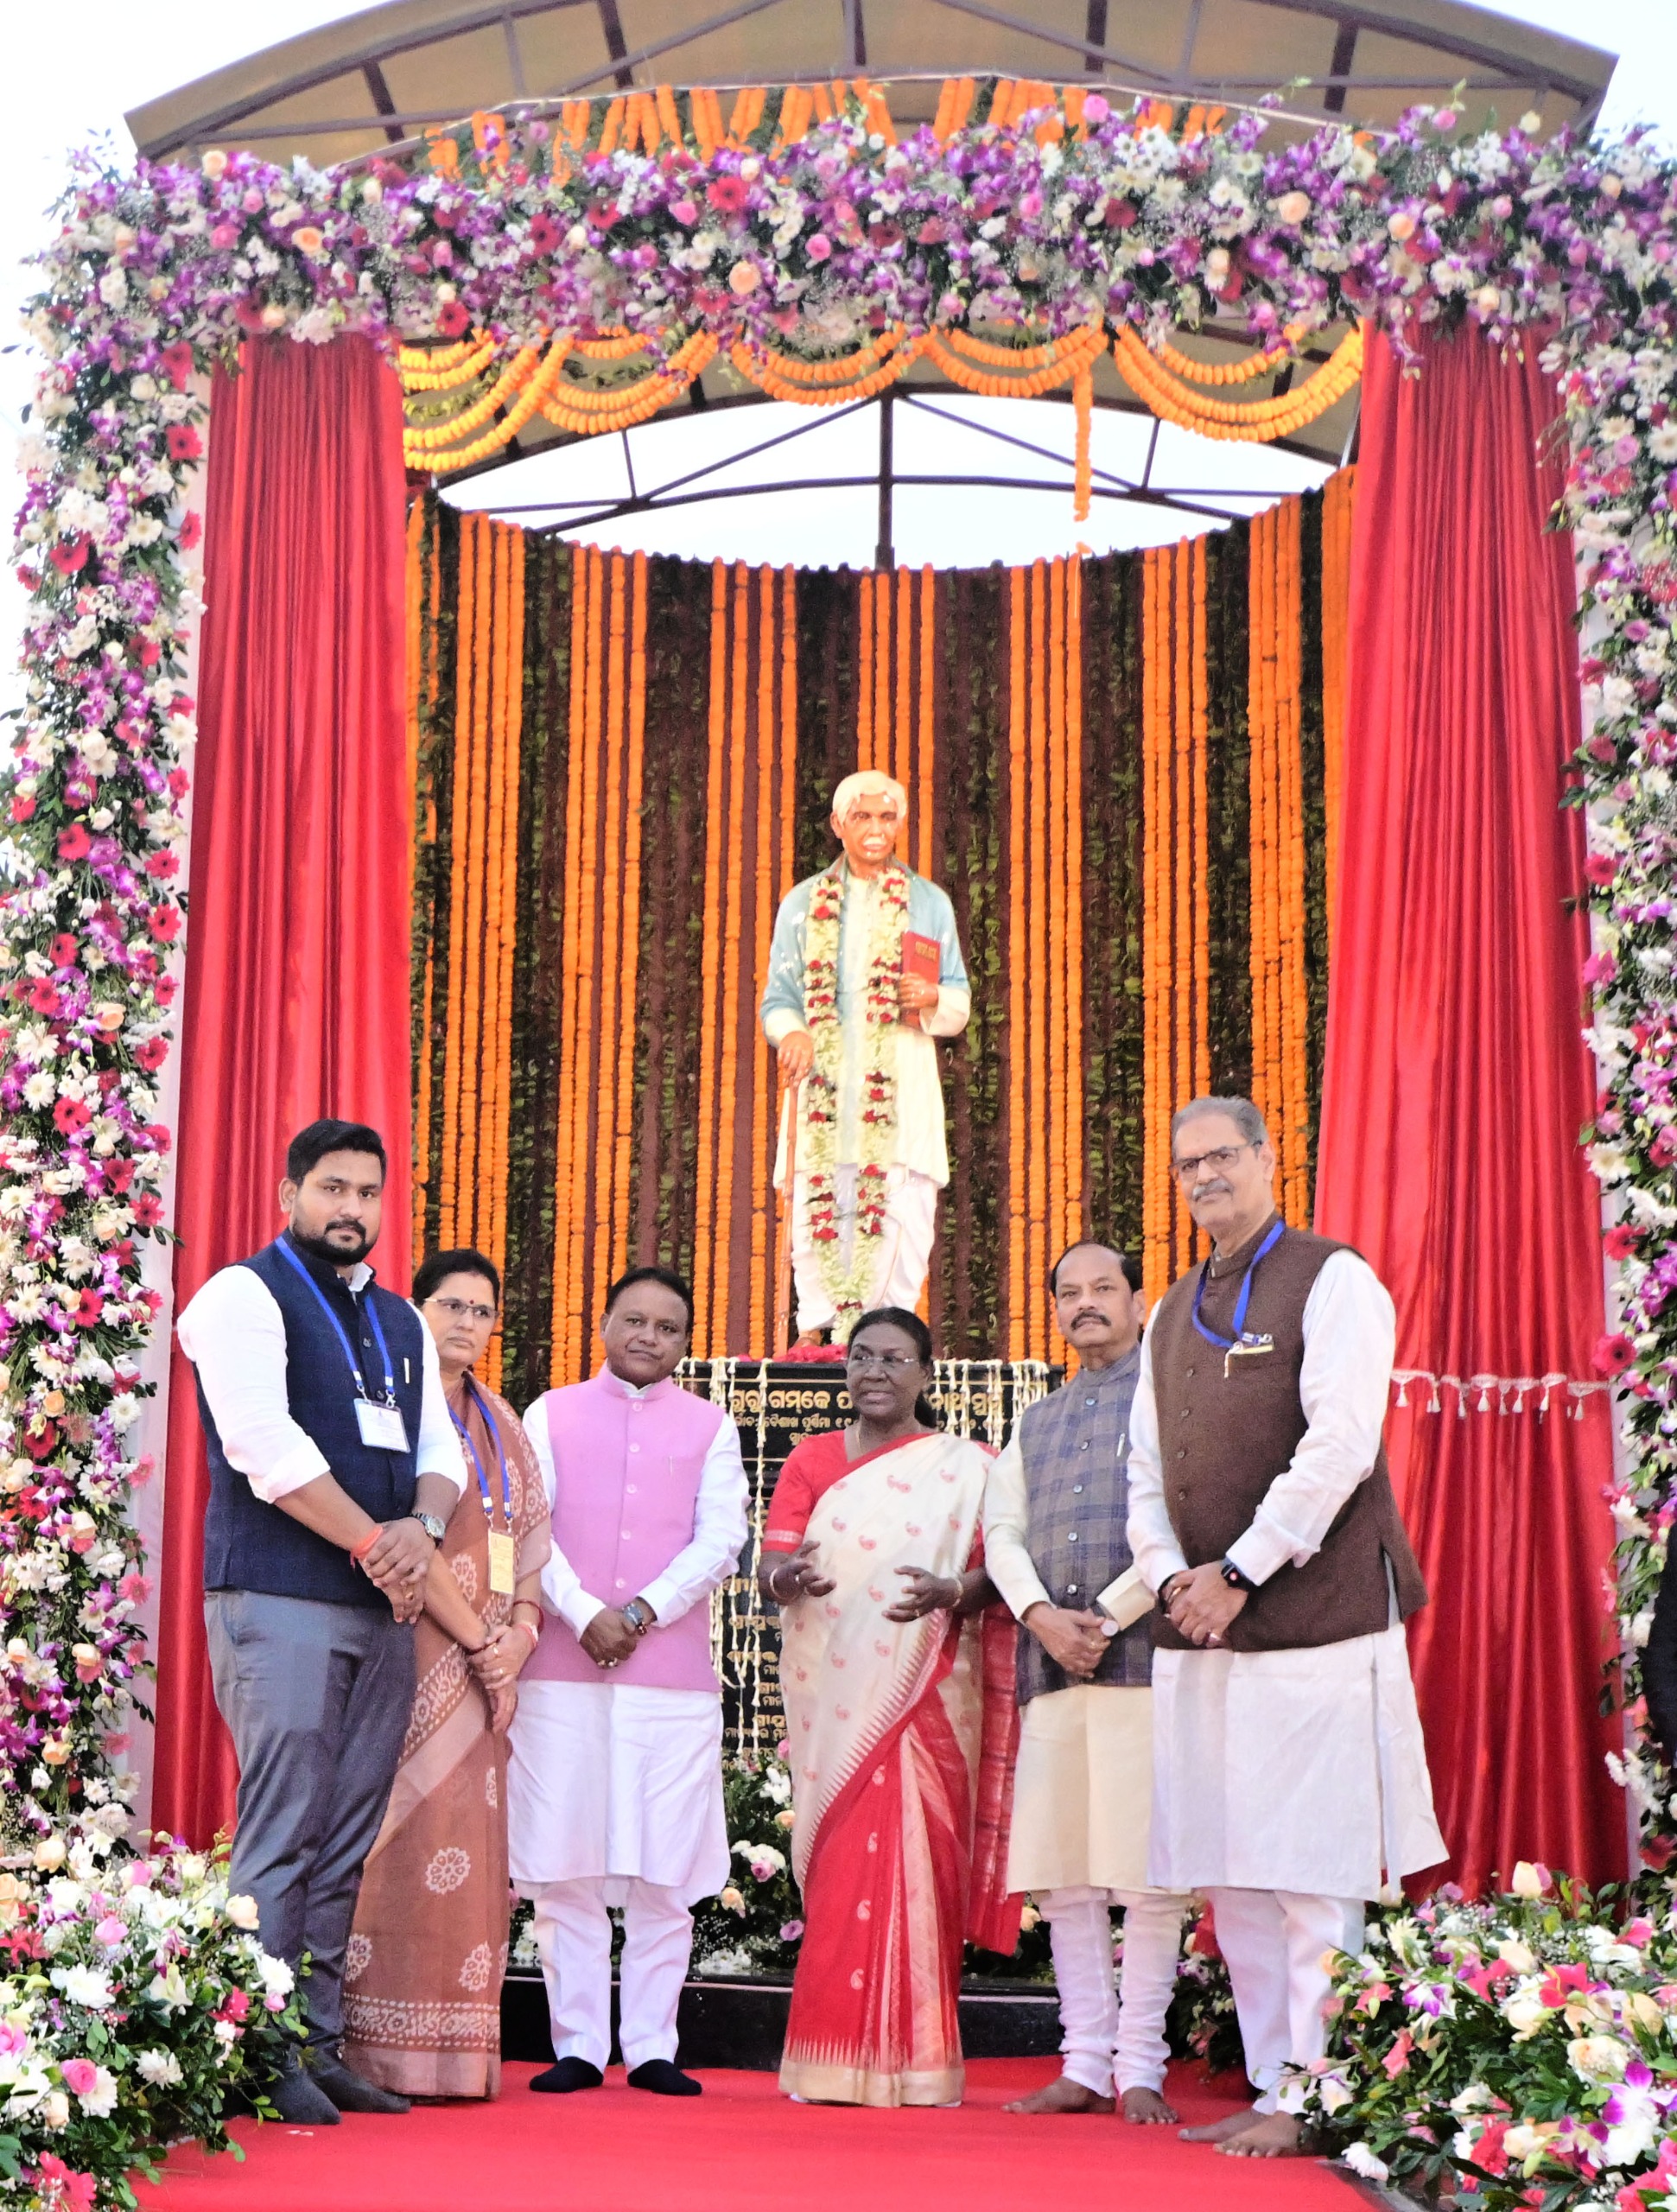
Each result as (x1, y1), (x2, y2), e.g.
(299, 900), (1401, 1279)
(983, 1242), (1193, 2124)
(760, 770), (969, 1340)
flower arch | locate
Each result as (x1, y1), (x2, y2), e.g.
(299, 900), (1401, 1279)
(8, 84), (1675, 1852)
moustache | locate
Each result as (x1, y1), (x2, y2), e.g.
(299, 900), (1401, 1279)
(1190, 1178), (1233, 1202)
(1068, 1309), (1109, 1328)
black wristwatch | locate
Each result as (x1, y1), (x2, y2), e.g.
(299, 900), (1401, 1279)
(622, 1598), (652, 1636)
(1220, 1556), (1257, 1595)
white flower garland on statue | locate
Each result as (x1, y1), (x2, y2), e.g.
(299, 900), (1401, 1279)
(797, 859), (911, 1333)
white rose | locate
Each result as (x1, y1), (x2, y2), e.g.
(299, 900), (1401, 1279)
(1341, 2144), (1389, 2182)
(1315, 2070), (1355, 2113)
(52, 1964), (112, 2010)
(1509, 1861), (1548, 1899)
(1496, 1936), (1537, 1974)
(1502, 1988), (1550, 2039)
(223, 1893), (260, 1931)
(1568, 2034), (1629, 2082)
(41, 2089), (69, 2129)
(258, 1951), (294, 1999)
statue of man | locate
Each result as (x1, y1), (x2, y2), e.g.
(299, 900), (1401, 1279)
(760, 770), (970, 1342)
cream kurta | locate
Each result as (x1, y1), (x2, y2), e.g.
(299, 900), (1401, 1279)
(983, 1434), (1158, 1894)
(1127, 1250), (1446, 1898)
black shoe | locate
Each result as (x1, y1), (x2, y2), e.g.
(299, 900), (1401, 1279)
(265, 2069), (342, 2125)
(310, 2061), (411, 2114)
(530, 2057), (605, 2094)
(627, 2060), (702, 2097)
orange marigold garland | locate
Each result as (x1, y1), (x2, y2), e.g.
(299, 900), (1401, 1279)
(690, 560), (730, 1355)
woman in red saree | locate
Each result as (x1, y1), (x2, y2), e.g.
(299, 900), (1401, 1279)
(759, 1308), (1020, 2107)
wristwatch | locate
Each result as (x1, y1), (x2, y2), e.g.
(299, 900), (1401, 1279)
(1219, 1556), (1257, 1595)
(622, 1598), (651, 1636)
(413, 1511), (447, 1543)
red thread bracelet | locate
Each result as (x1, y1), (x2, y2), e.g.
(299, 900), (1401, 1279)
(350, 1528), (382, 1567)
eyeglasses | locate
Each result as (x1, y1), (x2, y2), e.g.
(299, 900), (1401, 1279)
(427, 1295), (498, 1325)
(1171, 1141), (1256, 1183)
(846, 1349), (921, 1370)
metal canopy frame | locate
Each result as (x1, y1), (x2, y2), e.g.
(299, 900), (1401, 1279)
(128, 0), (1611, 156)
(453, 379), (1344, 565)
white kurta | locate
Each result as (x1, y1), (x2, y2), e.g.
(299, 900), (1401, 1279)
(505, 1391), (746, 1903)
(1127, 1250), (1445, 1898)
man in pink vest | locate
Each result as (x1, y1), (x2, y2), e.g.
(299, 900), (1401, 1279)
(508, 1266), (747, 2098)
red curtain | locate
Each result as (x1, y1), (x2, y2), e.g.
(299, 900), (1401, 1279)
(151, 336), (413, 1843)
(1316, 326), (1622, 1892)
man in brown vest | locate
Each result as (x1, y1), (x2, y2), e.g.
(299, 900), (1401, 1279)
(1127, 1096), (1445, 2159)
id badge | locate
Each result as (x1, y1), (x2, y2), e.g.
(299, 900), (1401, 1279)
(356, 1399), (410, 1452)
(486, 1529), (517, 1595)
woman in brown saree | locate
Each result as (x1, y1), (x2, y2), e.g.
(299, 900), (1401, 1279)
(342, 1249), (550, 2098)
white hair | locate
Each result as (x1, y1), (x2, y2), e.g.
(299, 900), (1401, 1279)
(830, 769), (907, 825)
(1170, 1096), (1269, 1147)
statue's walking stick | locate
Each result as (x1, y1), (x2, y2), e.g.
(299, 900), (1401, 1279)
(773, 1077), (801, 1356)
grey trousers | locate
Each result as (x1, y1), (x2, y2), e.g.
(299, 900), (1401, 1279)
(205, 1589), (415, 2056)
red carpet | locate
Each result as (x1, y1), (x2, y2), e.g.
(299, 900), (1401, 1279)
(137, 2061), (1363, 2210)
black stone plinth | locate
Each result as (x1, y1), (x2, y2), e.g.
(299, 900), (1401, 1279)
(499, 1967), (1059, 2070)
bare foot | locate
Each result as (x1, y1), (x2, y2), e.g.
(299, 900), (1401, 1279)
(1180, 2107), (1265, 2144)
(1002, 2077), (1116, 2116)
(1219, 2113), (1306, 2158)
(1121, 2085), (1179, 2126)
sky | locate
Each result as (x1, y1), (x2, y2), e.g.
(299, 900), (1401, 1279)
(5, 0), (1677, 697)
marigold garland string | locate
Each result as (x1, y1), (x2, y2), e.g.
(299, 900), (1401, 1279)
(1112, 323), (1364, 442)
(548, 543), (591, 1380)
(1320, 465), (1357, 958)
(1006, 568), (1028, 1354)
(590, 553), (629, 1341)
(1028, 559), (1049, 1355)
(613, 555), (649, 1281)
(1247, 504), (1312, 1225)
(690, 560), (730, 1355)
(710, 562), (751, 1354)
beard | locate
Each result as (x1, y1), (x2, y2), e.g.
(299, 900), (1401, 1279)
(289, 1218), (373, 1267)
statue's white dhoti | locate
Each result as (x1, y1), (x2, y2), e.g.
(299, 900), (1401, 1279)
(785, 1164), (939, 1333)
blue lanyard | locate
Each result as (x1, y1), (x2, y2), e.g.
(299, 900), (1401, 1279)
(1191, 1219), (1286, 1351)
(275, 1237), (397, 1407)
(452, 1377), (511, 1532)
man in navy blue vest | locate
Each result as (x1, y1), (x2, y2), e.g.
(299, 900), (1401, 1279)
(179, 1119), (467, 2124)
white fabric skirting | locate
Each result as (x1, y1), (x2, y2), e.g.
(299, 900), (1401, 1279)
(507, 1680), (729, 1904)
(1147, 1623), (1446, 1899)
